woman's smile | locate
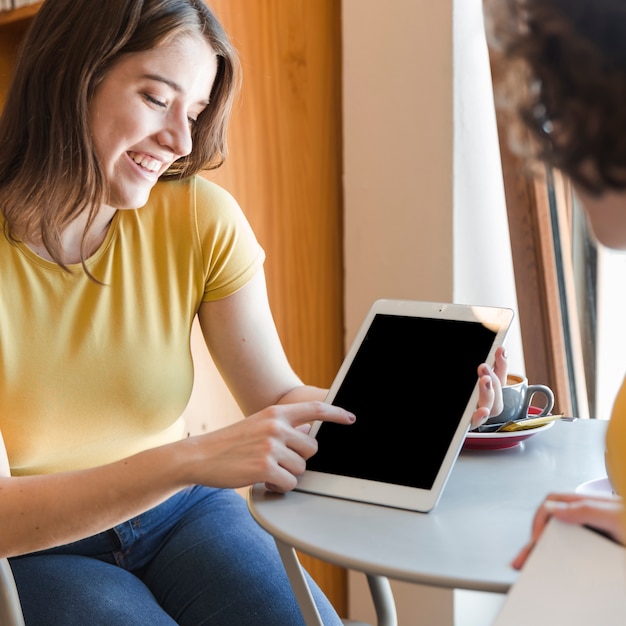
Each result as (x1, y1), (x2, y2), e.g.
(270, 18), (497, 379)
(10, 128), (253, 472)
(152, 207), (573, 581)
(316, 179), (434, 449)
(88, 34), (217, 211)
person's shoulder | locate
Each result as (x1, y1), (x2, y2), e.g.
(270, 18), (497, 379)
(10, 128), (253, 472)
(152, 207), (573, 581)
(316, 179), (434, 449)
(149, 175), (240, 214)
(148, 176), (255, 243)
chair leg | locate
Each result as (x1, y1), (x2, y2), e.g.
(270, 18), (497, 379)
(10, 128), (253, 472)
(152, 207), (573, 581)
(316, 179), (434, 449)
(367, 574), (398, 626)
(0, 558), (25, 626)
(274, 538), (397, 626)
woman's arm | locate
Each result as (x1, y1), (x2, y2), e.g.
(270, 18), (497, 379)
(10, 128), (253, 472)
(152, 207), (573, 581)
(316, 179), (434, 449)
(0, 440), (190, 558)
(0, 398), (354, 558)
(197, 271), (328, 414)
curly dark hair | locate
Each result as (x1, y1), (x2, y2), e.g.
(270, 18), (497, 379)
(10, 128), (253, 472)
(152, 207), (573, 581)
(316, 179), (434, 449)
(485, 0), (626, 194)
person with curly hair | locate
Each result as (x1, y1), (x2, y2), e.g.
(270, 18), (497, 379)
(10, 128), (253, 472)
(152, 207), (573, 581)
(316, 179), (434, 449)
(483, 0), (626, 568)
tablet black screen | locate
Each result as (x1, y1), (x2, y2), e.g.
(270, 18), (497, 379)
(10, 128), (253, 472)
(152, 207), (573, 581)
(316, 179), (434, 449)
(307, 313), (497, 489)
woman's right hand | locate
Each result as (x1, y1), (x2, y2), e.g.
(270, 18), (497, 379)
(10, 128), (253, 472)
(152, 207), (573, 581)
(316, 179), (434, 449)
(186, 401), (355, 494)
(511, 493), (625, 570)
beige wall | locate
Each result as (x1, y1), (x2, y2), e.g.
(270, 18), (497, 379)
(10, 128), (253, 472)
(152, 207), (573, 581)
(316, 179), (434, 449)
(342, 0), (523, 362)
(343, 0), (454, 327)
(343, 0), (522, 623)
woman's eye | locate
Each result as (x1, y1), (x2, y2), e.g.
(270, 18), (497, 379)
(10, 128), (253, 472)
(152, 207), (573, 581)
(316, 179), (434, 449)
(144, 93), (167, 108)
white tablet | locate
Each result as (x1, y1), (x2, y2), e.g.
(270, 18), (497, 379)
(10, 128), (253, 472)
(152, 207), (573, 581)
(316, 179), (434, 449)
(296, 299), (514, 512)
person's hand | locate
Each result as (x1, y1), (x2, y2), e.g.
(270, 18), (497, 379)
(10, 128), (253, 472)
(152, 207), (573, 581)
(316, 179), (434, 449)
(470, 345), (508, 430)
(511, 493), (625, 570)
(187, 401), (355, 494)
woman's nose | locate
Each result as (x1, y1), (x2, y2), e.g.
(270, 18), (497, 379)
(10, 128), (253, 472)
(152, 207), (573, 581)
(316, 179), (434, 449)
(157, 111), (193, 158)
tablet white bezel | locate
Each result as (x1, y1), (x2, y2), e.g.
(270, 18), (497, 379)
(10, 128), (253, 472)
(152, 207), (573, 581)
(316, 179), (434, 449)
(296, 299), (514, 513)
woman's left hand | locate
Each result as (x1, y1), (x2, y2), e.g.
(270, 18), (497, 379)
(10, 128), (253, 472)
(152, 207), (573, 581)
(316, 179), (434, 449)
(470, 345), (508, 430)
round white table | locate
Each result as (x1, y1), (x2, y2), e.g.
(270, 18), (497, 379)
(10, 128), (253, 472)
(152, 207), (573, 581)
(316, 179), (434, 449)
(248, 419), (608, 625)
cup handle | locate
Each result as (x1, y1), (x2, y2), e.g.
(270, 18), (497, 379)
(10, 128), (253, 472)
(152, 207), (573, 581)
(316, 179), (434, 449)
(524, 384), (555, 417)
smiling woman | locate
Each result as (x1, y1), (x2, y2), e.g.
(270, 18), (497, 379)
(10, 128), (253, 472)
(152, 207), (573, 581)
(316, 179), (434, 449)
(0, 1), (360, 624)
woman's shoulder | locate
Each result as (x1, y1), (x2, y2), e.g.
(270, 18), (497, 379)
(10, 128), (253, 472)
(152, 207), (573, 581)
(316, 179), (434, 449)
(142, 174), (260, 253)
(149, 175), (238, 210)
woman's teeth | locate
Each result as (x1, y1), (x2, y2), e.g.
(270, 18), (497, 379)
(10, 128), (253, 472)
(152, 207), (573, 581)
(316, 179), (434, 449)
(129, 153), (160, 172)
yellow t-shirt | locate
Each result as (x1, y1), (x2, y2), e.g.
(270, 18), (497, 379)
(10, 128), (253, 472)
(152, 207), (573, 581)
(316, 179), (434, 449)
(0, 176), (264, 475)
(606, 379), (626, 512)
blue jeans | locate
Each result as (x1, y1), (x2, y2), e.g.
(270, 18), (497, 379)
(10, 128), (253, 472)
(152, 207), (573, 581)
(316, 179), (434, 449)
(9, 486), (343, 625)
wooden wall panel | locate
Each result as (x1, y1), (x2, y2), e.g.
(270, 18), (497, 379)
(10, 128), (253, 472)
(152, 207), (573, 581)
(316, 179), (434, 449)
(0, 18), (31, 109)
(201, 0), (347, 615)
(206, 0), (344, 386)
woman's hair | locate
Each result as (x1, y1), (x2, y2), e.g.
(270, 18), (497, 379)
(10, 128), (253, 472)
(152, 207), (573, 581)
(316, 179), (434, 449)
(0, 0), (240, 268)
(485, 0), (626, 194)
